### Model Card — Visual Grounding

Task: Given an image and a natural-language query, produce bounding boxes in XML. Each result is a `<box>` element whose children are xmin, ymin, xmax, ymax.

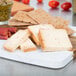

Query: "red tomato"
<box><xmin>22</xmin><ymin>0</ymin><xmax>30</xmax><ymax>4</ymax></box>
<box><xmin>48</xmin><ymin>0</ymin><xmax>59</xmax><ymax>8</ymax></box>
<box><xmin>61</xmin><ymin>2</ymin><xmax>72</xmax><ymax>11</ymax></box>
<box><xmin>14</xmin><ymin>0</ymin><xmax>20</xmax><ymax>1</ymax></box>
<box><xmin>37</xmin><ymin>0</ymin><xmax>43</xmax><ymax>3</ymax></box>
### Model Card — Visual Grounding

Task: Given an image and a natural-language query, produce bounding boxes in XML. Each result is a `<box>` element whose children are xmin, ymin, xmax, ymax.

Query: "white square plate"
<box><xmin>0</xmin><ymin>26</ymin><xmax>76</xmax><ymax>68</ymax></box>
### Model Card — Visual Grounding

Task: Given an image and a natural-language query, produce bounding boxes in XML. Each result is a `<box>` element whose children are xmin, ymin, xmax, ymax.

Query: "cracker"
<box><xmin>8</xmin><ymin>19</ymin><xmax>31</xmax><ymax>26</ymax></box>
<box><xmin>27</xmin><ymin>8</ymin><xmax>53</xmax><ymax>24</ymax></box>
<box><xmin>51</xmin><ymin>16</ymin><xmax>69</xmax><ymax>28</ymax></box>
<box><xmin>13</xmin><ymin>11</ymin><xmax>38</xmax><ymax>25</ymax></box>
<box><xmin>11</xmin><ymin>1</ymin><xmax>34</xmax><ymax>16</ymax></box>
<box><xmin>27</xmin><ymin>8</ymin><xmax>69</xmax><ymax>28</ymax></box>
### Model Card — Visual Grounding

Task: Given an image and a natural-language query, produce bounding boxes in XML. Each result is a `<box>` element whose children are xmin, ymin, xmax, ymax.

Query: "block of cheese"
<box><xmin>39</xmin><ymin>29</ymin><xmax>73</xmax><ymax>51</ymax></box>
<box><xmin>4</xmin><ymin>30</ymin><xmax>30</xmax><ymax>52</ymax></box>
<box><xmin>11</xmin><ymin>1</ymin><xmax>34</xmax><ymax>16</ymax></box>
<box><xmin>20</xmin><ymin>38</ymin><xmax>37</xmax><ymax>52</ymax></box>
<box><xmin>28</xmin><ymin>24</ymin><xmax>55</xmax><ymax>45</ymax></box>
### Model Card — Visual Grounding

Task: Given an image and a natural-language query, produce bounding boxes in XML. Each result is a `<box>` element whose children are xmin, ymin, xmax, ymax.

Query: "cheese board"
<box><xmin>0</xmin><ymin>0</ymin><xmax>75</xmax><ymax>69</ymax></box>
<box><xmin>0</xmin><ymin>25</ymin><xmax>75</xmax><ymax>68</ymax></box>
<box><xmin>0</xmin><ymin>40</ymin><xmax>73</xmax><ymax>68</ymax></box>
<box><xmin>0</xmin><ymin>25</ymin><xmax>76</xmax><ymax>69</ymax></box>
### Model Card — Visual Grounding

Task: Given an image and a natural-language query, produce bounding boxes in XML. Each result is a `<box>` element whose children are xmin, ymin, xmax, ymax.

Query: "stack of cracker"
<box><xmin>9</xmin><ymin>8</ymin><xmax>74</xmax><ymax>35</ymax></box>
<box><xmin>9</xmin><ymin>11</ymin><xmax>38</xmax><ymax>27</ymax></box>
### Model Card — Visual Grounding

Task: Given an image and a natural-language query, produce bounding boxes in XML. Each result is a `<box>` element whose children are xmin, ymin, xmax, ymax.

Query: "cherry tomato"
<box><xmin>22</xmin><ymin>0</ymin><xmax>30</xmax><ymax>4</ymax></box>
<box><xmin>61</xmin><ymin>2</ymin><xmax>72</xmax><ymax>11</ymax></box>
<box><xmin>48</xmin><ymin>0</ymin><xmax>59</xmax><ymax>8</ymax></box>
<box><xmin>37</xmin><ymin>0</ymin><xmax>43</xmax><ymax>3</ymax></box>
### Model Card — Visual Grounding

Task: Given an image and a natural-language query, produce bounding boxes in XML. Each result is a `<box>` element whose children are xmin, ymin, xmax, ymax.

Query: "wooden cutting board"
<box><xmin>0</xmin><ymin>25</ymin><xmax>27</xmax><ymax>30</ymax></box>
<box><xmin>70</xmin><ymin>36</ymin><xmax>76</xmax><ymax>58</ymax></box>
<box><xmin>73</xmin><ymin>0</ymin><xmax>76</xmax><ymax>14</ymax></box>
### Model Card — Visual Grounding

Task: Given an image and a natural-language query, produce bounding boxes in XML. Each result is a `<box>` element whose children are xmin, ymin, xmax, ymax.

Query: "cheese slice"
<box><xmin>39</xmin><ymin>29</ymin><xmax>73</xmax><ymax>51</ymax></box>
